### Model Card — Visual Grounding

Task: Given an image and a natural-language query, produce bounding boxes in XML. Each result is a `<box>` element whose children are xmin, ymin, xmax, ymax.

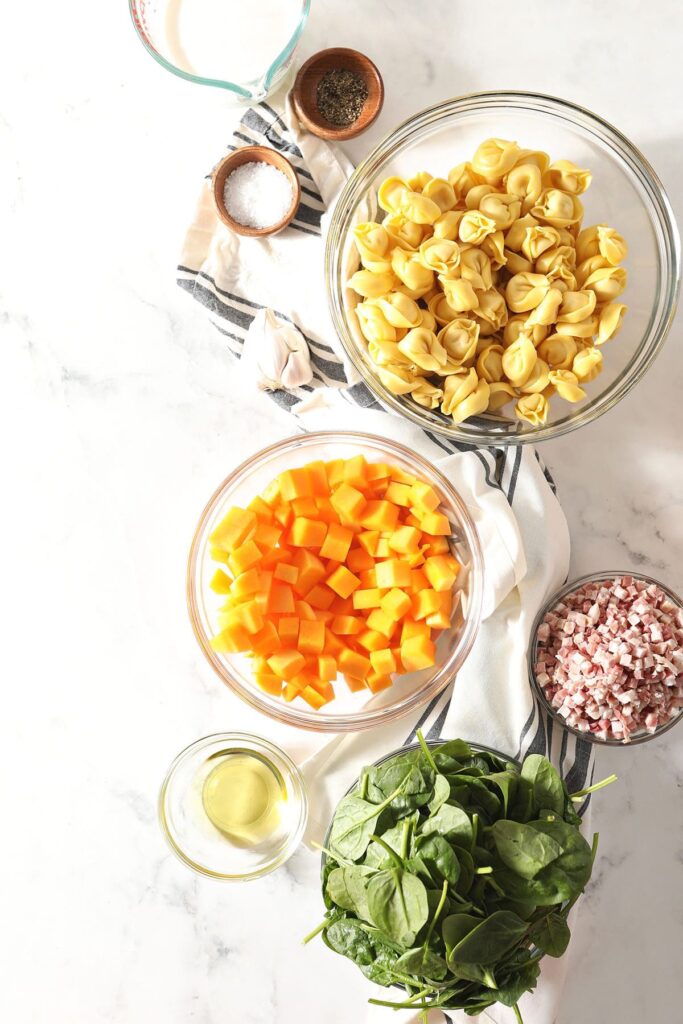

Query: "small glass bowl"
<box><xmin>187</xmin><ymin>431</ymin><xmax>484</xmax><ymax>733</ymax></box>
<box><xmin>529</xmin><ymin>571</ymin><xmax>683</xmax><ymax>746</ymax></box>
<box><xmin>159</xmin><ymin>733</ymin><xmax>308</xmax><ymax>880</ymax></box>
<box><xmin>326</xmin><ymin>91</ymin><xmax>680</xmax><ymax>446</ymax></box>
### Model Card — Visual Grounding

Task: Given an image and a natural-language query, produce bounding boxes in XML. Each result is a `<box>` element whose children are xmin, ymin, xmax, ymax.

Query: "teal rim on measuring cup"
<box><xmin>129</xmin><ymin>0</ymin><xmax>311</xmax><ymax>102</ymax></box>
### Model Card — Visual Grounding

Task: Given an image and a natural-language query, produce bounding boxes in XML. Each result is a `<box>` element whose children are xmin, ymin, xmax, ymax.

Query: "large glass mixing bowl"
<box><xmin>326</xmin><ymin>92</ymin><xmax>680</xmax><ymax>446</ymax></box>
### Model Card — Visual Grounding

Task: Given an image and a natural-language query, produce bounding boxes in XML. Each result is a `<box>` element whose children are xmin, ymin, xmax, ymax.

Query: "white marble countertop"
<box><xmin>2</xmin><ymin>1</ymin><xmax>682</xmax><ymax>1020</ymax></box>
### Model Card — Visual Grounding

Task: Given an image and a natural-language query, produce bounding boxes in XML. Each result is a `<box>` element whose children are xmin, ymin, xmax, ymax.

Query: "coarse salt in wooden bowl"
<box><xmin>292</xmin><ymin>47</ymin><xmax>384</xmax><ymax>141</ymax></box>
<box><xmin>212</xmin><ymin>146</ymin><xmax>301</xmax><ymax>238</ymax></box>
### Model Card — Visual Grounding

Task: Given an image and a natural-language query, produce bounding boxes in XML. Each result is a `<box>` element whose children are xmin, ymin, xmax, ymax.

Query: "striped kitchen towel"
<box><xmin>177</xmin><ymin>95</ymin><xmax>595</xmax><ymax>1024</ymax></box>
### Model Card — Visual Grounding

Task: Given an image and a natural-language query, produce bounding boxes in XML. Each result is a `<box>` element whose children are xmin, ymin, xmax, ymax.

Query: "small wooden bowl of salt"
<box><xmin>212</xmin><ymin>146</ymin><xmax>301</xmax><ymax>237</ymax></box>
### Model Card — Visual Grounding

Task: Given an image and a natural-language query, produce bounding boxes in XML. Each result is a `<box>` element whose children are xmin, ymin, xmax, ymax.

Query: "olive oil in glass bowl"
<box><xmin>159</xmin><ymin>733</ymin><xmax>307</xmax><ymax>880</ymax></box>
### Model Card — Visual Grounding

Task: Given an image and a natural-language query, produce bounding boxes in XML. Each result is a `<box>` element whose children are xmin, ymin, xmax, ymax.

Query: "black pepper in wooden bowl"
<box><xmin>316</xmin><ymin>68</ymin><xmax>369</xmax><ymax>127</ymax></box>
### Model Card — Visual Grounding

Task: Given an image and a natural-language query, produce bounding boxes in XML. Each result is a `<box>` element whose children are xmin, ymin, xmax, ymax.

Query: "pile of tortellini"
<box><xmin>348</xmin><ymin>137</ymin><xmax>628</xmax><ymax>426</ymax></box>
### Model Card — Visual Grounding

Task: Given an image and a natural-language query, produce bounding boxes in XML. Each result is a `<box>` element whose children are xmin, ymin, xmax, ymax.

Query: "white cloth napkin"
<box><xmin>177</xmin><ymin>93</ymin><xmax>595</xmax><ymax>1024</ymax></box>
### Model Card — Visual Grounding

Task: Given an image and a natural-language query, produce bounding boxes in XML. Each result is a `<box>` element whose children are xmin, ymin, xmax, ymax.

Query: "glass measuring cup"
<box><xmin>129</xmin><ymin>0</ymin><xmax>311</xmax><ymax>103</ymax></box>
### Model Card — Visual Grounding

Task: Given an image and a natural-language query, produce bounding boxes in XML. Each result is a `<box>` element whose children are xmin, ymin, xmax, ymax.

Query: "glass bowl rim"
<box><xmin>325</xmin><ymin>89</ymin><xmax>681</xmax><ymax>447</ymax></box>
<box><xmin>528</xmin><ymin>569</ymin><xmax>683</xmax><ymax>746</ymax></box>
<box><xmin>128</xmin><ymin>0</ymin><xmax>311</xmax><ymax>97</ymax></box>
<box><xmin>158</xmin><ymin>731</ymin><xmax>309</xmax><ymax>880</ymax></box>
<box><xmin>186</xmin><ymin>430</ymin><xmax>485</xmax><ymax>732</ymax></box>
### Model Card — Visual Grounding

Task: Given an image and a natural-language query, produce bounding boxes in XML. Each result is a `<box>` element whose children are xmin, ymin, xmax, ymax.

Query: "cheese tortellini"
<box><xmin>347</xmin><ymin>138</ymin><xmax>629</xmax><ymax>427</ymax></box>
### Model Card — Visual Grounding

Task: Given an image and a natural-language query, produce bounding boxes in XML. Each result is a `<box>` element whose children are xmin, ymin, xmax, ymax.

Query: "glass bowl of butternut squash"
<box><xmin>187</xmin><ymin>431</ymin><xmax>484</xmax><ymax>731</ymax></box>
<box><xmin>326</xmin><ymin>91</ymin><xmax>680</xmax><ymax>445</ymax></box>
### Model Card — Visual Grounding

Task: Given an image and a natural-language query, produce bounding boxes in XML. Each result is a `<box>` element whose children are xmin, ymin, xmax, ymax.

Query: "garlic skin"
<box><xmin>241</xmin><ymin>308</ymin><xmax>313</xmax><ymax>391</ymax></box>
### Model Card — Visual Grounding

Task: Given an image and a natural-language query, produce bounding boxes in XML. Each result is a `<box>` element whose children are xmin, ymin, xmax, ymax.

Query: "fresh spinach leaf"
<box><xmin>323</xmin><ymin>918</ymin><xmax>375</xmax><ymax>965</ymax></box>
<box><xmin>416</xmin><ymin>833</ymin><xmax>461</xmax><ymax>885</ymax></box>
<box><xmin>394</xmin><ymin>946</ymin><xmax>448</xmax><ymax>981</ymax></box>
<box><xmin>420</xmin><ymin>803</ymin><xmax>473</xmax><ymax>849</ymax></box>
<box><xmin>429</xmin><ymin>773</ymin><xmax>451</xmax><ymax>814</ymax></box>
<box><xmin>326</xmin><ymin>866</ymin><xmax>373</xmax><ymax>922</ymax></box>
<box><xmin>521</xmin><ymin>754</ymin><xmax>565</xmax><ymax>816</ymax></box>
<box><xmin>366</xmin><ymin>868</ymin><xmax>429</xmax><ymax>946</ymax></box>
<box><xmin>533</xmin><ymin>912</ymin><xmax>571</xmax><ymax>957</ymax></box>
<box><xmin>445</xmin><ymin>910</ymin><xmax>528</xmax><ymax>965</ymax></box>
<box><xmin>490</xmin><ymin>820</ymin><xmax>563</xmax><ymax>879</ymax></box>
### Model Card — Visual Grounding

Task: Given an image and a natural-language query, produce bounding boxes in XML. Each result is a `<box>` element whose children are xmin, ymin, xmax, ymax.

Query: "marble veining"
<box><xmin>1</xmin><ymin>0</ymin><xmax>682</xmax><ymax>1021</ymax></box>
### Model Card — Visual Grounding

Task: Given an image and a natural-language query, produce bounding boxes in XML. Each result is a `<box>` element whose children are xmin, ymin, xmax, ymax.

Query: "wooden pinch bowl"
<box><xmin>292</xmin><ymin>47</ymin><xmax>384</xmax><ymax>141</ymax></box>
<box><xmin>212</xmin><ymin>146</ymin><xmax>301</xmax><ymax>237</ymax></box>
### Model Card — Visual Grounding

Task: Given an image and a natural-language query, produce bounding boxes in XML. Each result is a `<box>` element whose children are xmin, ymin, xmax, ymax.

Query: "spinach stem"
<box><xmin>570</xmin><ymin>774</ymin><xmax>617</xmax><ymax>800</ymax></box>
<box><xmin>513</xmin><ymin>1002</ymin><xmax>524</xmax><ymax>1024</ymax></box>
<box><xmin>425</xmin><ymin>879</ymin><xmax>449</xmax><ymax>945</ymax></box>
<box><xmin>309</xmin><ymin>840</ymin><xmax>355</xmax><ymax>867</ymax></box>
<box><xmin>475</xmin><ymin>865</ymin><xmax>493</xmax><ymax>874</ymax></box>
<box><xmin>369</xmin><ymin>833</ymin><xmax>403</xmax><ymax>870</ymax></box>
<box><xmin>416</xmin><ymin>728</ymin><xmax>438</xmax><ymax>772</ymax></box>
<box><xmin>401</xmin><ymin>817</ymin><xmax>412</xmax><ymax>861</ymax></box>
<box><xmin>359</xmin><ymin>770</ymin><xmax>369</xmax><ymax>800</ymax></box>
<box><xmin>302</xmin><ymin>919</ymin><xmax>327</xmax><ymax>944</ymax></box>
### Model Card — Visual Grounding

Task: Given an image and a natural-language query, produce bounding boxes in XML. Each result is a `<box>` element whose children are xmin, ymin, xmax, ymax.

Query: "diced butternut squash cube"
<box><xmin>412</xmin><ymin>589</ymin><xmax>444</xmax><ymax>621</ymax></box>
<box><xmin>267</xmin><ymin>584</ymin><xmax>295</xmax><ymax>615</ymax></box>
<box><xmin>357</xmin><ymin>530</ymin><xmax>380</xmax><ymax>556</ymax></box>
<box><xmin>254</xmin><ymin>672</ymin><xmax>282</xmax><ymax>696</ymax></box>
<box><xmin>291</xmin><ymin>496</ymin><xmax>319</xmax><ymax>519</ymax></box>
<box><xmin>209</xmin><ymin>506</ymin><xmax>256</xmax><ymax>551</ymax></box>
<box><xmin>210</xmin><ymin>568</ymin><xmax>232</xmax><ymax>594</ymax></box>
<box><xmin>326</xmin><ymin>459</ymin><xmax>345</xmax><ymax>488</ymax></box>
<box><xmin>261</xmin><ymin>478</ymin><xmax>281</xmax><ymax>507</ymax></box>
<box><xmin>236</xmin><ymin>601</ymin><xmax>264</xmax><ymax>635</ymax></box>
<box><xmin>247</xmin><ymin>495</ymin><xmax>273</xmax><ymax>521</ymax></box>
<box><xmin>274</xmin><ymin>562</ymin><xmax>298</xmax><ymax>585</ymax></box>
<box><xmin>273</xmin><ymin>503</ymin><xmax>293</xmax><ymax>528</ymax></box>
<box><xmin>283</xmin><ymin>682</ymin><xmax>299</xmax><ymax>702</ymax></box>
<box><xmin>346</xmin><ymin>548</ymin><xmax>375</xmax><ymax>573</ymax></box>
<box><xmin>319</xmin><ymin>522</ymin><xmax>353</xmax><ymax>562</ymax></box>
<box><xmin>388</xmin><ymin>525</ymin><xmax>422</xmax><ymax>554</ymax></box>
<box><xmin>366</xmin><ymin>672</ymin><xmax>393</xmax><ymax>693</ymax></box>
<box><xmin>339</xmin><ymin>648</ymin><xmax>371</xmax><ymax>679</ymax></box>
<box><xmin>406</xmin><ymin>549</ymin><xmax>426</xmax><ymax>568</ymax></box>
<box><xmin>360</xmin><ymin>500</ymin><xmax>400</xmax><ymax>532</ymax></box>
<box><xmin>357</xmin><ymin>629</ymin><xmax>387</xmax><ymax>652</ymax></box>
<box><xmin>400</xmin><ymin>636</ymin><xmax>436</xmax><ymax>672</ymax></box>
<box><xmin>277</xmin><ymin>616</ymin><xmax>300</xmax><ymax>646</ymax></box>
<box><xmin>331</xmin><ymin>615</ymin><xmax>362</xmax><ymax>635</ymax></box>
<box><xmin>385</xmin><ymin>481</ymin><xmax>413</xmax><ymax>506</ymax></box>
<box><xmin>370</xmin><ymin>648</ymin><xmax>397</xmax><ymax>676</ymax></box>
<box><xmin>298</xmin><ymin>619</ymin><xmax>325</xmax><ymax>655</ymax></box>
<box><xmin>295</xmin><ymin>599</ymin><xmax>317</xmax><ymax>621</ymax></box>
<box><xmin>365</xmin><ymin>462</ymin><xmax>391</xmax><ymax>481</ymax></box>
<box><xmin>424</xmin><ymin>554</ymin><xmax>459</xmax><ymax>592</ymax></box>
<box><xmin>252</xmin><ymin>521</ymin><xmax>282</xmax><ymax>549</ymax></box>
<box><xmin>410</xmin><ymin>569</ymin><xmax>430</xmax><ymax>592</ymax></box>
<box><xmin>292</xmin><ymin>549</ymin><xmax>326</xmax><ymax>594</ymax></box>
<box><xmin>352</xmin><ymin>588</ymin><xmax>383</xmax><ymax>610</ymax></box>
<box><xmin>343</xmin><ymin>455</ymin><xmax>367</xmax><ymax>488</ymax></box>
<box><xmin>375</xmin><ymin>538</ymin><xmax>392</xmax><ymax>558</ymax></box>
<box><xmin>344</xmin><ymin>674</ymin><xmax>367</xmax><ymax>692</ymax></box>
<box><xmin>305</xmin><ymin>460</ymin><xmax>330</xmax><ymax>497</ymax></box>
<box><xmin>210</xmin><ymin>622</ymin><xmax>252</xmax><ymax>653</ymax></box>
<box><xmin>410</xmin><ymin>481</ymin><xmax>440</xmax><ymax>513</ymax></box>
<box><xmin>324</xmin><ymin>629</ymin><xmax>346</xmax><ymax>655</ymax></box>
<box><xmin>366</xmin><ymin>608</ymin><xmax>398</xmax><ymax>639</ymax></box>
<box><xmin>314</xmin><ymin>496</ymin><xmax>338</xmax><ymax>524</ymax></box>
<box><xmin>290</xmin><ymin>517</ymin><xmax>327</xmax><ymax>548</ymax></box>
<box><xmin>326</xmin><ymin>565</ymin><xmax>361</xmax><ymax>599</ymax></box>
<box><xmin>330</xmin><ymin>482</ymin><xmax>366</xmax><ymax>521</ymax></box>
<box><xmin>381</xmin><ymin>588</ymin><xmax>412</xmax><ymax>619</ymax></box>
<box><xmin>424</xmin><ymin>537</ymin><xmax>450</xmax><ymax>555</ymax></box>
<box><xmin>209</xmin><ymin>545</ymin><xmax>229</xmax><ymax>564</ymax></box>
<box><xmin>228</xmin><ymin>539</ymin><xmax>262</xmax><ymax>576</ymax></box>
<box><xmin>229</xmin><ymin>567</ymin><xmax>262</xmax><ymax>599</ymax></box>
<box><xmin>418</xmin><ymin>511</ymin><xmax>451</xmax><ymax>536</ymax></box>
<box><xmin>390</xmin><ymin>467</ymin><xmax>417</xmax><ymax>486</ymax></box>
<box><xmin>250</xmin><ymin>620</ymin><xmax>279</xmax><ymax>656</ymax></box>
<box><xmin>306</xmin><ymin>585</ymin><xmax>336</xmax><ymax>611</ymax></box>
<box><xmin>401</xmin><ymin>619</ymin><xmax>431</xmax><ymax>643</ymax></box>
<box><xmin>267</xmin><ymin>650</ymin><xmax>306</xmax><ymax>680</ymax></box>
<box><xmin>309</xmin><ymin>678</ymin><xmax>335</xmax><ymax>701</ymax></box>
<box><xmin>330</xmin><ymin>595</ymin><xmax>354</xmax><ymax>615</ymax></box>
<box><xmin>318</xmin><ymin>655</ymin><xmax>337</xmax><ymax>681</ymax></box>
<box><xmin>375</xmin><ymin>558</ymin><xmax>412</xmax><ymax>589</ymax></box>
<box><xmin>301</xmin><ymin>685</ymin><xmax>328</xmax><ymax>709</ymax></box>
<box><xmin>279</xmin><ymin>467</ymin><xmax>313</xmax><ymax>501</ymax></box>
<box><xmin>358</xmin><ymin>568</ymin><xmax>378</xmax><ymax>588</ymax></box>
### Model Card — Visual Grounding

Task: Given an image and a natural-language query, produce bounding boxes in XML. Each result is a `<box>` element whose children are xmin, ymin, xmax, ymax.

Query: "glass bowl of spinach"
<box><xmin>306</xmin><ymin>733</ymin><xmax>612</xmax><ymax>1022</ymax></box>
